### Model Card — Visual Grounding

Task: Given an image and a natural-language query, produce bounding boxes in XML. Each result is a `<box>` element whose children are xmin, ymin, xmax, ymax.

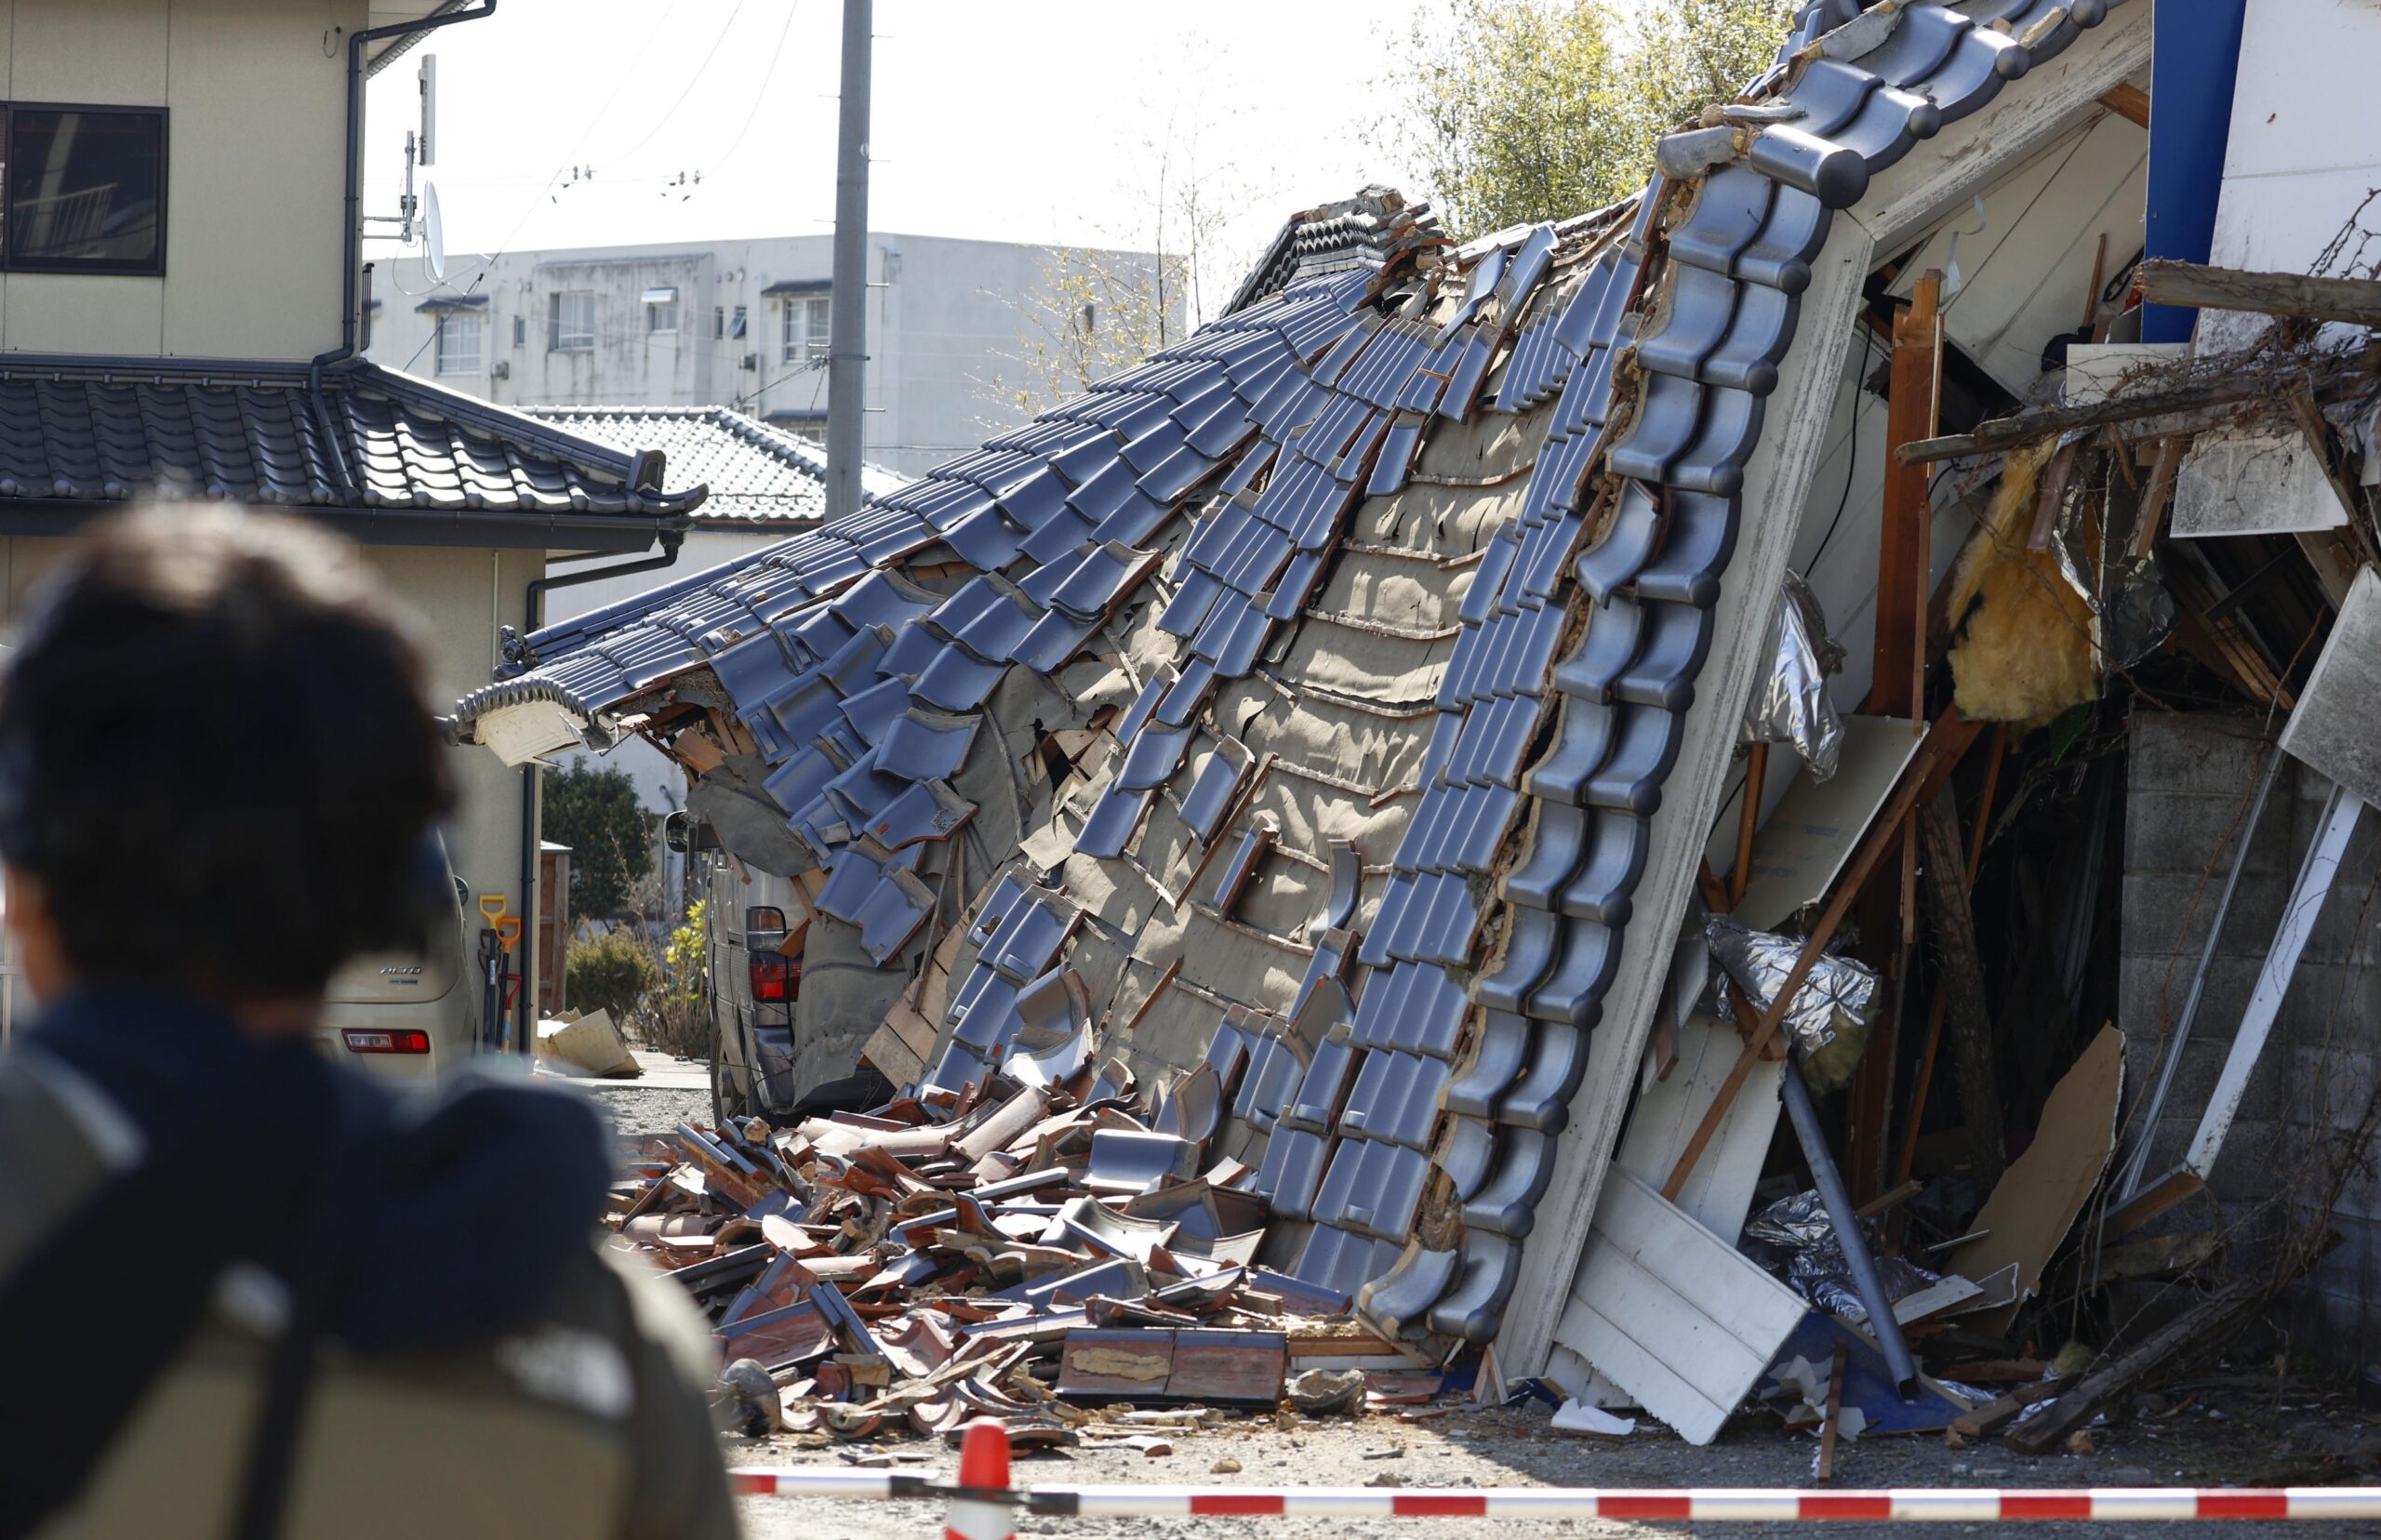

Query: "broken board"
<box><xmin>2278</xmin><ymin>566</ymin><xmax>2381</xmax><ymax>806</ymax></box>
<box><xmin>1725</xmin><ymin>716</ymin><xmax>1926</xmax><ymax>931</ymax></box>
<box><xmin>1947</xmin><ymin>1025</ymin><xmax>2123</xmax><ymax>1334</ymax></box>
<box><xmin>2170</xmin><ymin>427</ymin><xmax>2347</xmax><ymax>539</ymax></box>
<box><xmin>1551</xmin><ymin>1166</ymin><xmax>1808</xmax><ymax>1446</ymax></box>
<box><xmin>1615</xmin><ymin>1014</ymin><xmax>1782</xmax><ymax>1245</ymax></box>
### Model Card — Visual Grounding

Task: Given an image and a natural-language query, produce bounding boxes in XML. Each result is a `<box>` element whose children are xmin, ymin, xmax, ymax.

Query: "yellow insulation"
<box><xmin>1944</xmin><ymin>441</ymin><xmax>2099</xmax><ymax>731</ymax></box>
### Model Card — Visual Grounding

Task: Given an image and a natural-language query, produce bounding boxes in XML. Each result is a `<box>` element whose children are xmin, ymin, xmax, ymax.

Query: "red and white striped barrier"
<box><xmin>729</xmin><ymin>1420</ymin><xmax>2381</xmax><ymax>1525</ymax></box>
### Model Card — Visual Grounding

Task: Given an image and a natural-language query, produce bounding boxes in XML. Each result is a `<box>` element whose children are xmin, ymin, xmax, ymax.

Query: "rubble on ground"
<box><xmin>616</xmin><ymin>1076</ymin><xmax>1450</xmax><ymax>1444</ymax></box>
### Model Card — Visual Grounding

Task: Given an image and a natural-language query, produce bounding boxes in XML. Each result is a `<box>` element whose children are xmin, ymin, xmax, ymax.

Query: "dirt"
<box><xmin>730</xmin><ymin>1391</ymin><xmax>2381</xmax><ymax>1540</ymax></box>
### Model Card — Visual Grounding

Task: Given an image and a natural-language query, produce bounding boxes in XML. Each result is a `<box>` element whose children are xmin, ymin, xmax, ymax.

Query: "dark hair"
<box><xmin>0</xmin><ymin>504</ymin><xmax>453</xmax><ymax>998</ymax></box>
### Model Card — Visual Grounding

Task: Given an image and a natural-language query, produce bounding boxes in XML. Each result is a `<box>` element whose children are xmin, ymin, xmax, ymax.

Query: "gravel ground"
<box><xmin>729</xmin><ymin>1392</ymin><xmax>2381</xmax><ymax>1540</ymax></box>
<box><xmin>579</xmin><ymin>1079</ymin><xmax>714</xmax><ymax>1137</ymax></box>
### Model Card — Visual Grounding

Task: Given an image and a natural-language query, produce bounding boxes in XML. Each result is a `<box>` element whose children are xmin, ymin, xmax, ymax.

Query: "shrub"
<box><xmin>567</xmin><ymin>924</ymin><xmax>655</xmax><ymax>1024</ymax></box>
<box><xmin>642</xmin><ymin>900</ymin><xmax>711</xmax><ymax>1058</ymax></box>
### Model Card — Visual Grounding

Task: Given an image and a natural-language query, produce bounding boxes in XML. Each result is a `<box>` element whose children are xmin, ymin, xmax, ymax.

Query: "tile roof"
<box><xmin>0</xmin><ymin>355</ymin><xmax>704</xmax><ymax>524</ymax></box>
<box><xmin>527</xmin><ymin>405</ymin><xmax>900</xmax><ymax>528</ymax></box>
<box><xmin>456</xmin><ymin>0</ymin><xmax>2137</xmax><ymax>1372</ymax></box>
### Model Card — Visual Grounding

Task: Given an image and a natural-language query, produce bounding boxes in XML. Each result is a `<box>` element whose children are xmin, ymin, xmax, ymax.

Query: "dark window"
<box><xmin>6</xmin><ymin>106</ymin><xmax>166</xmax><ymax>273</ymax></box>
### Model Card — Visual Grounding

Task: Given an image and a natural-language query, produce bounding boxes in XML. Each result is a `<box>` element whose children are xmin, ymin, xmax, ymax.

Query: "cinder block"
<box><xmin>2206</xmin><ymin>1117</ymin><xmax>2285</xmax><ymax>1202</ymax></box>
<box><xmin>2128</xmin><ymin>713</ymin><xmax>2272</xmax><ymax>793</ymax></box>
<box><xmin>2286</xmin><ymin>1046</ymin><xmax>2381</xmax><ymax>1134</ymax></box>
<box><xmin>2122</xmin><ymin>788</ymin><xmax>2297</xmax><ymax>879</ymax></box>
<box><xmin>2120</xmin><ymin>871</ymin><xmax>2293</xmax><ymax>962</ymax></box>
<box><xmin>2117</xmin><ymin>951</ymin><xmax>2261</xmax><ymax>1061</ymax></box>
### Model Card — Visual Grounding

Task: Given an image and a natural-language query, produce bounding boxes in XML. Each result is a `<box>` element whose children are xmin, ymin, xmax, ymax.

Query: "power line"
<box><xmin>711</xmin><ymin>3</ymin><xmax>799</xmax><ymax>176</ymax></box>
<box><xmin>596</xmin><ymin>1</ymin><xmax>748</xmax><ymax>170</ymax></box>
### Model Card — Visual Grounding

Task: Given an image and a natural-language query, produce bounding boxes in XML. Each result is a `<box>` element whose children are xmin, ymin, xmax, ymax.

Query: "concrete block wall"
<box><xmin>2122</xmin><ymin>711</ymin><xmax>2381</xmax><ymax>1361</ymax></box>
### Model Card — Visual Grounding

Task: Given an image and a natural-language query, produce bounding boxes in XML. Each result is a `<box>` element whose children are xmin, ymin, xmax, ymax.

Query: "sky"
<box><xmin>362</xmin><ymin>1</ymin><xmax>1430</xmax><ymax>319</ymax></box>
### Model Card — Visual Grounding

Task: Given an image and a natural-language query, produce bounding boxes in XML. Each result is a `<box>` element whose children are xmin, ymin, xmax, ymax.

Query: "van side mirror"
<box><xmin>663</xmin><ymin>810</ymin><xmax>692</xmax><ymax>854</ymax></box>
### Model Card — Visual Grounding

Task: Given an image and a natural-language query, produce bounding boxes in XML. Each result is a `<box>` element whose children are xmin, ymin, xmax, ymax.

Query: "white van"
<box><xmin>313</xmin><ymin>835</ymin><xmax>481</xmax><ymax>1087</ymax></box>
<box><xmin>669</xmin><ymin>812</ymin><xmax>801</xmax><ymax>1122</ymax></box>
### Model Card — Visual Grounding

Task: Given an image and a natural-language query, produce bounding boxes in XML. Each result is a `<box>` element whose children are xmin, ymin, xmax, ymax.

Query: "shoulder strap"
<box><xmin>227</xmin><ymin>1073</ymin><xmax>358</xmax><ymax>1540</ymax></box>
<box><xmin>0</xmin><ymin>1045</ymin><xmax>338</xmax><ymax>1540</ymax></box>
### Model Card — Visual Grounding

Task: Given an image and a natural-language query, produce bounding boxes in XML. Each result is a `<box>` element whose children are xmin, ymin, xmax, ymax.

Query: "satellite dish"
<box><xmin>421</xmin><ymin>181</ymin><xmax>446</xmax><ymax>284</ymax></box>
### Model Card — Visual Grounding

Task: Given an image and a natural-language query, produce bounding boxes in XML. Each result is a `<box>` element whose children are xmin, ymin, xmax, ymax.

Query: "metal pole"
<box><xmin>824</xmin><ymin>0</ymin><xmax>871</xmax><ymax>522</ymax></box>
<box><xmin>1779</xmin><ymin>1054</ymin><xmax>1921</xmax><ymax>1399</ymax></box>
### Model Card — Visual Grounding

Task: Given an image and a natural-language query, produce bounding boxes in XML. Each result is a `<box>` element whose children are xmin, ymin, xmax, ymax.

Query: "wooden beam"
<box><xmin>1730</xmin><ymin>742</ymin><xmax>1767</xmax><ymax>909</ymax></box>
<box><xmin>1875</xmin><ymin>272</ymin><xmax>1945</xmax><ymax>720</ymax></box>
<box><xmin>2099</xmin><ymin>1166</ymin><xmax>2206</xmax><ymax>1241</ymax></box>
<box><xmin>2130</xmin><ymin>437</ymin><xmax>2185</xmax><ymax>561</ymax></box>
<box><xmin>1816</xmin><ymin>1340</ymin><xmax>1850</xmax><ymax>1481</ymax></box>
<box><xmin>2097</xmin><ymin>82</ymin><xmax>2149</xmax><ymax>128</ymax></box>
<box><xmin>2007</xmin><ymin>1277</ymin><xmax>2274</xmax><ymax>1454</ymax></box>
<box><xmin>1895</xmin><ymin>357</ymin><xmax>2367</xmax><ymax>466</ymax></box>
<box><xmin>1661</xmin><ymin>710</ymin><xmax>1982</xmax><ymax>1201</ymax></box>
<box><xmin>2138</xmin><ymin>259</ymin><xmax>2381</xmax><ymax>328</ymax></box>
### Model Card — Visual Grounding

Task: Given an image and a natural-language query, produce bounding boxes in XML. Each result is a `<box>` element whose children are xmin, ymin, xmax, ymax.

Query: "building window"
<box><xmin>712</xmin><ymin>305</ymin><xmax>725</xmax><ymax>340</ymax></box>
<box><xmin>434</xmin><ymin>311</ymin><xmax>482</xmax><ymax>376</ymax></box>
<box><xmin>731</xmin><ymin>303</ymin><xmax>747</xmax><ymax>339</ymax></box>
<box><xmin>550</xmin><ymin>289</ymin><xmax>594</xmax><ymax>352</ymax></box>
<box><xmin>644</xmin><ymin>285</ymin><xmax>677</xmax><ymax>334</ymax></box>
<box><xmin>512</xmin><ymin>314</ymin><xmax>526</xmax><ymax>348</ymax></box>
<box><xmin>5</xmin><ymin>105</ymin><xmax>166</xmax><ymax>273</ymax></box>
<box><xmin>781</xmin><ymin>295</ymin><xmax>829</xmax><ymax>365</ymax></box>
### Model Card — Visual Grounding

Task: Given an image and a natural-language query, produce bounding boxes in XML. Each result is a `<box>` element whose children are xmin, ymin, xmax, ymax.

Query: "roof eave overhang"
<box><xmin>0</xmin><ymin>499</ymin><xmax>689</xmax><ymax>553</ymax></box>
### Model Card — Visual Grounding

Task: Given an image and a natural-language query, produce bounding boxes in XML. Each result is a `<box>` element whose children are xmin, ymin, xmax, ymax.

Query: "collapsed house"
<box><xmin>455</xmin><ymin>0</ymin><xmax>2381</xmax><ymax>1447</ymax></box>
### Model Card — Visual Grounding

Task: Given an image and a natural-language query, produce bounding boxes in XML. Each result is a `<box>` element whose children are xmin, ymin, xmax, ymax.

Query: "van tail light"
<box><xmin>751</xmin><ymin>952</ymin><xmax>792</xmax><ymax>1002</ymax></box>
<box><xmin>343</xmin><ymin>1029</ymin><xmax>431</xmax><ymax>1055</ymax></box>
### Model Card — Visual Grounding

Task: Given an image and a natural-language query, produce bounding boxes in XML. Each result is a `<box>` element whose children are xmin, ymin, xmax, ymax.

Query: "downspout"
<box><xmin>308</xmin><ymin>1</ymin><xmax>499</xmax><ymax>493</ymax></box>
<box><xmin>513</xmin><ymin>530</ymin><xmax>687</xmax><ymax>1052</ymax></box>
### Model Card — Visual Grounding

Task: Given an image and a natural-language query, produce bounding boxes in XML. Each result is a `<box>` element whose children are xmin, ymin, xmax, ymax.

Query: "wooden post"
<box><xmin>1875</xmin><ymin>272</ymin><xmax>1944</xmax><ymax>723</ymax></box>
<box><xmin>1817</xmin><ymin>1340</ymin><xmax>1850</xmax><ymax>1481</ymax></box>
<box><xmin>1848</xmin><ymin>272</ymin><xmax>1947</xmax><ymax>1195</ymax></box>
<box><xmin>1730</xmin><ymin>742</ymin><xmax>1768</xmax><ymax>909</ymax></box>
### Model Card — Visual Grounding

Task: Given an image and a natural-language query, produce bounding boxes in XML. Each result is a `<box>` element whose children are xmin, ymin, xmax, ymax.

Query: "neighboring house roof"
<box><xmin>0</xmin><ymin>356</ymin><xmax>704</xmax><ymax>547</ymax></box>
<box><xmin>529</xmin><ymin>405</ymin><xmax>900</xmax><ymax>528</ymax></box>
<box><xmin>456</xmin><ymin>0</ymin><xmax>2144</xmax><ymax>1379</ymax></box>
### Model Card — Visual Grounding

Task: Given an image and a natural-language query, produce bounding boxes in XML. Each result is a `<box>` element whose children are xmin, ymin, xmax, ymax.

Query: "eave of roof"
<box><xmin>0</xmin><ymin>353</ymin><xmax>709</xmax><ymax>524</ymax></box>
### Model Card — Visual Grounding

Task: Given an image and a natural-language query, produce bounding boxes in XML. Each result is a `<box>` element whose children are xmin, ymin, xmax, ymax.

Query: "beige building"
<box><xmin>368</xmin><ymin>234</ymin><xmax>1179</xmax><ymax>480</ymax></box>
<box><xmin>0</xmin><ymin>0</ymin><xmax>707</xmax><ymax>1051</ymax></box>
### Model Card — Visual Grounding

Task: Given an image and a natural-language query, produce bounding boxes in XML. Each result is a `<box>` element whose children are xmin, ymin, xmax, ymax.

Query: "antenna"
<box><xmin>418</xmin><ymin>54</ymin><xmax>438</xmax><ymax>166</ymax></box>
<box><xmin>421</xmin><ymin>182</ymin><xmax>446</xmax><ymax>284</ymax></box>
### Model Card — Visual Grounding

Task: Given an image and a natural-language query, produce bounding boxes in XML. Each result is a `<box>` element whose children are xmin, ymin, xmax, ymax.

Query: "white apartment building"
<box><xmin>368</xmin><ymin>234</ymin><xmax>1177</xmax><ymax>479</ymax></box>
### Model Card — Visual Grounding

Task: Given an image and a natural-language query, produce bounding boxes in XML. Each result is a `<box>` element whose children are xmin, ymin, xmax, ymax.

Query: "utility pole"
<box><xmin>825</xmin><ymin>0</ymin><xmax>871</xmax><ymax>521</ymax></box>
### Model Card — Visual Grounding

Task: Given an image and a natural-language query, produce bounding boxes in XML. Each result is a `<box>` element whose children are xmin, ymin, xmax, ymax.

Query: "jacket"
<box><xmin>0</xmin><ymin>990</ymin><xmax>738</xmax><ymax>1540</ymax></box>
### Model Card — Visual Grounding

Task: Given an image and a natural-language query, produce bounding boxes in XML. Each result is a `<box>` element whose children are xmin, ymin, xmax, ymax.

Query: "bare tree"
<box><xmin>979</xmin><ymin>44</ymin><xmax>1255</xmax><ymax>421</ymax></box>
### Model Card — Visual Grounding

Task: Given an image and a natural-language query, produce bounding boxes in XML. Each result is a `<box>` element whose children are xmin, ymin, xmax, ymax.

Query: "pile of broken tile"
<box><xmin>612</xmin><ymin>1063</ymin><xmax>1442</xmax><ymax>1444</ymax></box>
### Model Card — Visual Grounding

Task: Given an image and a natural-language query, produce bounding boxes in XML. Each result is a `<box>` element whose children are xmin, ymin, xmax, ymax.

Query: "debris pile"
<box><xmin>611</xmin><ymin>1071</ymin><xmax>1445</xmax><ymax>1444</ymax></box>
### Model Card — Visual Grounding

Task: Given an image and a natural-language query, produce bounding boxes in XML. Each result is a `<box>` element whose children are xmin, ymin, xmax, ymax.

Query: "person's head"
<box><xmin>0</xmin><ymin>504</ymin><xmax>451</xmax><ymax>1022</ymax></box>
